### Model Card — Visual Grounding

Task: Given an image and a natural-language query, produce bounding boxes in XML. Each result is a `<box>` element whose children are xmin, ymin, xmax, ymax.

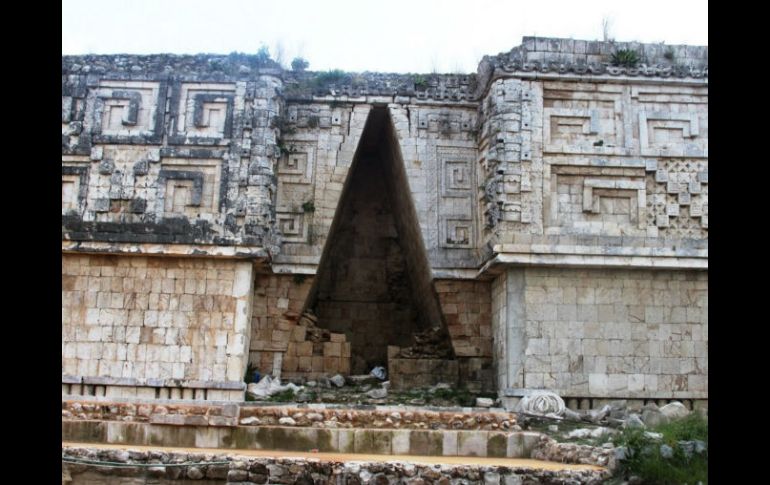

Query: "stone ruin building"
<box><xmin>62</xmin><ymin>37</ymin><xmax>708</xmax><ymax>411</ymax></box>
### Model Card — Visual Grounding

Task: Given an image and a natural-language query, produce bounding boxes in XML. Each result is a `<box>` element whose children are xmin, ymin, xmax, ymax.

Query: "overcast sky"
<box><xmin>62</xmin><ymin>0</ymin><xmax>708</xmax><ymax>73</ymax></box>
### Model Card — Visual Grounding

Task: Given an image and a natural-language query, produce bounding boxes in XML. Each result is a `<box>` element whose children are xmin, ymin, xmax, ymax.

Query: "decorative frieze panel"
<box><xmin>631</xmin><ymin>85</ymin><xmax>707</xmax><ymax>158</ymax></box>
<box><xmin>61</xmin><ymin>96</ymin><xmax>86</xmax><ymax>142</ymax></box>
<box><xmin>170</xmin><ymin>83</ymin><xmax>239</xmax><ymax>144</ymax></box>
<box><xmin>276</xmin><ymin>211</ymin><xmax>308</xmax><ymax>243</ymax></box>
<box><xmin>286</xmin><ymin>105</ymin><xmax>339</xmax><ymax>129</ymax></box>
<box><xmin>442</xmin><ymin>217</ymin><xmax>473</xmax><ymax>247</ymax></box>
<box><xmin>275</xmin><ymin>142</ymin><xmax>317</xmax><ymax>245</ymax></box>
<box><xmin>542</xmin><ymin>83</ymin><xmax>624</xmax><ymax>155</ymax></box>
<box><xmin>480</xmin><ymin>79</ymin><xmax>537</xmax><ymax>231</ymax></box>
<box><xmin>276</xmin><ymin>144</ymin><xmax>316</xmax><ymax>184</ymax></box>
<box><xmin>417</xmin><ymin>110</ymin><xmax>476</xmax><ymax>135</ymax></box>
<box><xmin>89</xmin><ymin>81</ymin><xmax>165</xmax><ymax>143</ymax></box>
<box><xmin>645</xmin><ymin>159</ymin><xmax>708</xmax><ymax>237</ymax></box>
<box><xmin>86</xmin><ymin>147</ymin><xmax>159</xmax><ymax>219</ymax></box>
<box><xmin>639</xmin><ymin>112</ymin><xmax>705</xmax><ymax>157</ymax></box>
<box><xmin>581</xmin><ymin>179</ymin><xmax>645</xmax><ymax>223</ymax></box>
<box><xmin>437</xmin><ymin>147</ymin><xmax>475</xmax><ymax>248</ymax></box>
<box><xmin>62</xmin><ymin>165</ymin><xmax>89</xmax><ymax>213</ymax></box>
<box><xmin>157</xmin><ymin>158</ymin><xmax>223</xmax><ymax>219</ymax></box>
<box><xmin>546</xmin><ymin>160</ymin><xmax>647</xmax><ymax>236</ymax></box>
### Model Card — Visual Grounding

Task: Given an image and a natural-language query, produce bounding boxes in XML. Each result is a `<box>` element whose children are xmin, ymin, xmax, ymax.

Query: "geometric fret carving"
<box><xmin>645</xmin><ymin>159</ymin><xmax>708</xmax><ymax>234</ymax></box>
<box><xmin>417</xmin><ymin>110</ymin><xmax>476</xmax><ymax>134</ymax></box>
<box><xmin>546</xmin><ymin>109</ymin><xmax>600</xmax><ymax>139</ymax></box>
<box><xmin>275</xmin><ymin>140</ymin><xmax>316</xmax><ymax>245</ymax></box>
<box><xmin>171</xmin><ymin>83</ymin><xmax>237</xmax><ymax>143</ymax></box>
<box><xmin>542</xmin><ymin>82</ymin><xmax>623</xmax><ymax>155</ymax></box>
<box><xmin>157</xmin><ymin>159</ymin><xmax>222</xmax><ymax>217</ymax></box>
<box><xmin>547</xmin><ymin>160</ymin><xmax>647</xmax><ymax>236</ymax></box>
<box><xmin>444</xmin><ymin>218</ymin><xmax>472</xmax><ymax>247</ymax></box>
<box><xmin>639</xmin><ymin>112</ymin><xmax>704</xmax><ymax>157</ymax></box>
<box><xmin>442</xmin><ymin>160</ymin><xmax>472</xmax><ymax>196</ymax></box>
<box><xmin>438</xmin><ymin>146</ymin><xmax>475</xmax><ymax>248</ymax></box>
<box><xmin>90</xmin><ymin>81</ymin><xmax>164</xmax><ymax>143</ymax></box>
<box><xmin>581</xmin><ymin>178</ymin><xmax>646</xmax><ymax>228</ymax></box>
<box><xmin>276</xmin><ymin>212</ymin><xmax>307</xmax><ymax>243</ymax></box>
<box><xmin>61</xmin><ymin>165</ymin><xmax>89</xmax><ymax>213</ymax></box>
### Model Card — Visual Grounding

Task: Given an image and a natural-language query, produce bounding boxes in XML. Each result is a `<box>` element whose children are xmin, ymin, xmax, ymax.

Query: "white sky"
<box><xmin>62</xmin><ymin>0</ymin><xmax>708</xmax><ymax>73</ymax></box>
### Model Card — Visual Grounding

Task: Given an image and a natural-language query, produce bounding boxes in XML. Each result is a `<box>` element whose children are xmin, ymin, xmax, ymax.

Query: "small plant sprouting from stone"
<box><xmin>293</xmin><ymin>274</ymin><xmax>307</xmax><ymax>285</ymax></box>
<box><xmin>276</xmin><ymin>140</ymin><xmax>291</xmax><ymax>156</ymax></box>
<box><xmin>414</xmin><ymin>74</ymin><xmax>428</xmax><ymax>89</ymax></box>
<box><xmin>291</xmin><ymin>57</ymin><xmax>309</xmax><ymax>72</ymax></box>
<box><xmin>664</xmin><ymin>47</ymin><xmax>675</xmax><ymax>62</ymax></box>
<box><xmin>611</xmin><ymin>49</ymin><xmax>640</xmax><ymax>67</ymax></box>
<box><xmin>270</xmin><ymin>115</ymin><xmax>296</xmax><ymax>134</ymax></box>
<box><xmin>302</xmin><ymin>200</ymin><xmax>315</xmax><ymax>213</ymax></box>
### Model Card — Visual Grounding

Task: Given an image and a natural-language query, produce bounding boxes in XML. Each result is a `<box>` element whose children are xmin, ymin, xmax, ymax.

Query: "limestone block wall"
<box><xmin>62</xmin><ymin>254</ymin><xmax>254</xmax><ymax>400</ymax></box>
<box><xmin>493</xmin><ymin>37</ymin><xmax>708</xmax><ymax>69</ymax></box>
<box><xmin>493</xmin><ymin>267</ymin><xmax>707</xmax><ymax>400</ymax></box>
<box><xmin>435</xmin><ymin>280</ymin><xmax>492</xmax><ymax>358</ymax></box>
<box><xmin>249</xmin><ymin>273</ymin><xmax>314</xmax><ymax>375</ymax></box>
<box><xmin>248</xmin><ymin>275</ymin><xmax>495</xmax><ymax>388</ymax></box>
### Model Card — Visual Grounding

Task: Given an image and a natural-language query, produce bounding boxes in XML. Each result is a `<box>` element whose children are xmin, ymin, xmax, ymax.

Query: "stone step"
<box><xmin>62</xmin><ymin>420</ymin><xmax>542</xmax><ymax>459</ymax></box>
<box><xmin>63</xmin><ymin>399</ymin><xmax>519</xmax><ymax>432</ymax></box>
<box><xmin>62</xmin><ymin>442</ymin><xmax>610</xmax><ymax>484</ymax></box>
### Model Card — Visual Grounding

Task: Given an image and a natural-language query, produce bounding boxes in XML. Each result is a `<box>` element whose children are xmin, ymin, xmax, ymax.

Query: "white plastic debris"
<box><xmin>370</xmin><ymin>366</ymin><xmax>387</xmax><ymax>380</ymax></box>
<box><xmin>246</xmin><ymin>375</ymin><xmax>303</xmax><ymax>398</ymax></box>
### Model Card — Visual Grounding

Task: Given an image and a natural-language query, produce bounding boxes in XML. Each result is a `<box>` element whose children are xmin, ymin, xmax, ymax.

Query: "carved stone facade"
<box><xmin>62</xmin><ymin>37</ymin><xmax>707</xmax><ymax>404</ymax></box>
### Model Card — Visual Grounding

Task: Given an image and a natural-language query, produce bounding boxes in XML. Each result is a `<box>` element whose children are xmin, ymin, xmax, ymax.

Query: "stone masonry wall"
<box><xmin>494</xmin><ymin>267</ymin><xmax>707</xmax><ymax>399</ymax></box>
<box><xmin>62</xmin><ymin>254</ymin><xmax>253</xmax><ymax>399</ymax></box>
<box><xmin>272</xmin><ymin>100</ymin><xmax>481</xmax><ymax>275</ymax></box>
<box><xmin>63</xmin><ymin>39</ymin><xmax>708</xmax><ymax>401</ymax></box>
<box><xmin>249</xmin><ymin>273</ymin><xmax>312</xmax><ymax>374</ymax></box>
<box><xmin>435</xmin><ymin>280</ymin><xmax>492</xmax><ymax>358</ymax></box>
<box><xmin>249</xmin><ymin>273</ymin><xmax>352</xmax><ymax>379</ymax></box>
<box><xmin>62</xmin><ymin>55</ymin><xmax>283</xmax><ymax>252</ymax></box>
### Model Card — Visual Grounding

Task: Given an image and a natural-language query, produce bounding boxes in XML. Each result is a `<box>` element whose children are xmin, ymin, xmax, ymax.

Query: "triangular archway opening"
<box><xmin>305</xmin><ymin>106</ymin><xmax>452</xmax><ymax>375</ymax></box>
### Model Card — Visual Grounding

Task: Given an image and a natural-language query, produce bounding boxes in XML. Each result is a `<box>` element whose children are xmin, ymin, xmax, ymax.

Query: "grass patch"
<box><xmin>612</xmin><ymin>413</ymin><xmax>708</xmax><ymax>484</ymax></box>
<box><xmin>657</xmin><ymin>413</ymin><xmax>708</xmax><ymax>443</ymax></box>
<box><xmin>267</xmin><ymin>388</ymin><xmax>296</xmax><ymax>402</ymax></box>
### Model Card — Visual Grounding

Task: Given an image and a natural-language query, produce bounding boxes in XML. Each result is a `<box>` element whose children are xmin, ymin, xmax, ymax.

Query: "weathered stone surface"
<box><xmin>660</xmin><ymin>402</ymin><xmax>690</xmax><ymax>420</ymax></box>
<box><xmin>62</xmin><ymin>36</ymin><xmax>707</xmax><ymax>406</ymax></box>
<box><xmin>366</xmin><ymin>388</ymin><xmax>388</xmax><ymax>399</ymax></box>
<box><xmin>330</xmin><ymin>375</ymin><xmax>346</xmax><ymax>387</ymax></box>
<box><xmin>641</xmin><ymin>408</ymin><xmax>668</xmax><ymax>427</ymax></box>
<box><xmin>625</xmin><ymin>414</ymin><xmax>645</xmax><ymax>429</ymax></box>
<box><xmin>516</xmin><ymin>391</ymin><xmax>566</xmax><ymax>417</ymax></box>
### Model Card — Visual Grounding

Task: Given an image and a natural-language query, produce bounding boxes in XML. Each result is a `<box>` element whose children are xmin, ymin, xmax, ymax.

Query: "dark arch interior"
<box><xmin>305</xmin><ymin>106</ymin><xmax>451</xmax><ymax>374</ymax></box>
